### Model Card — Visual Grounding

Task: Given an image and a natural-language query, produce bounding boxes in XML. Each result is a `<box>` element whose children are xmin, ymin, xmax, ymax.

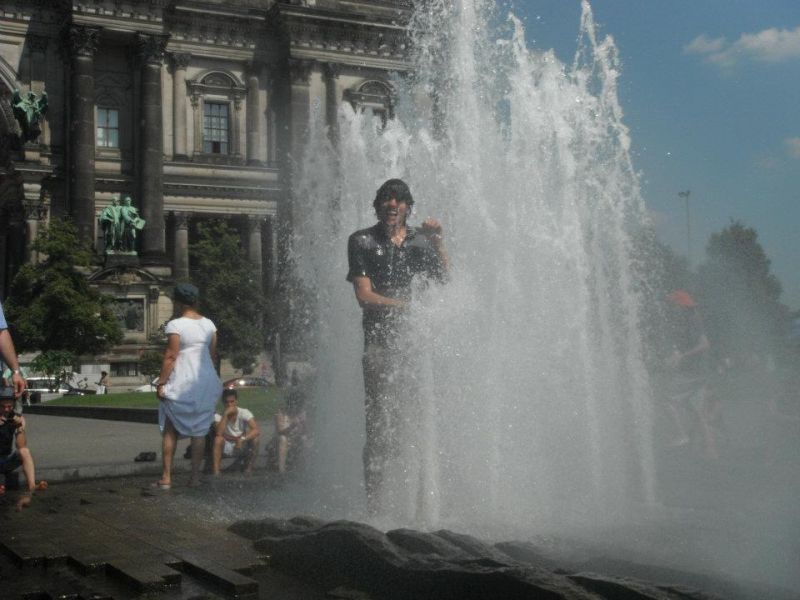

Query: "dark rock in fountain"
<box><xmin>230</xmin><ymin>517</ymin><xmax>718</xmax><ymax>600</ymax></box>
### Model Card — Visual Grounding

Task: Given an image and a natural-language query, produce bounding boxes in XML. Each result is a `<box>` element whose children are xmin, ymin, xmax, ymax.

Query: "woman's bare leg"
<box><xmin>161</xmin><ymin>419</ymin><xmax>178</xmax><ymax>485</ymax></box>
<box><xmin>189</xmin><ymin>435</ymin><xmax>205</xmax><ymax>485</ymax></box>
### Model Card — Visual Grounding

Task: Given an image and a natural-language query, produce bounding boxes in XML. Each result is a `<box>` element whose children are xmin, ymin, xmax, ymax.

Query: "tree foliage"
<box><xmin>139</xmin><ymin>350</ymin><xmax>162</xmax><ymax>384</ymax></box>
<box><xmin>30</xmin><ymin>350</ymin><xmax>76</xmax><ymax>384</ymax></box>
<box><xmin>4</xmin><ymin>218</ymin><xmax>122</xmax><ymax>355</ymax></box>
<box><xmin>190</xmin><ymin>219</ymin><xmax>266</xmax><ymax>371</ymax></box>
<box><xmin>696</xmin><ymin>220</ymin><xmax>787</xmax><ymax>358</ymax></box>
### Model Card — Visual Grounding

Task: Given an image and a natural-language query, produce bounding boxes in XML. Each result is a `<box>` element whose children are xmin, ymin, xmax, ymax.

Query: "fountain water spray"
<box><xmin>292</xmin><ymin>0</ymin><xmax>656</xmax><ymax>534</ymax></box>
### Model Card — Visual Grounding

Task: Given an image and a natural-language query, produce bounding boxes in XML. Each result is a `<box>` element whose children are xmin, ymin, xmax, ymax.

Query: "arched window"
<box><xmin>187</xmin><ymin>71</ymin><xmax>246</xmax><ymax>160</ymax></box>
<box><xmin>344</xmin><ymin>80</ymin><xmax>394</xmax><ymax>126</ymax></box>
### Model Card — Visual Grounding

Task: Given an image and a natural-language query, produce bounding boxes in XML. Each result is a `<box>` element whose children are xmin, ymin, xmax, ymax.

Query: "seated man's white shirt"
<box><xmin>216</xmin><ymin>408</ymin><xmax>255</xmax><ymax>457</ymax></box>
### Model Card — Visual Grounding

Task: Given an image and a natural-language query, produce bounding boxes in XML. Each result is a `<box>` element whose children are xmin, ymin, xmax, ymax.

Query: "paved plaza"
<box><xmin>0</xmin><ymin>412</ymin><xmax>797</xmax><ymax>599</ymax></box>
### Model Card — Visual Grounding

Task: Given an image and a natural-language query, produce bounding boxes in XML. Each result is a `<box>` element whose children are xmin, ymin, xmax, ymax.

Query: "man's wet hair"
<box><xmin>222</xmin><ymin>388</ymin><xmax>237</xmax><ymax>401</ymax></box>
<box><xmin>373</xmin><ymin>178</ymin><xmax>414</xmax><ymax>211</ymax></box>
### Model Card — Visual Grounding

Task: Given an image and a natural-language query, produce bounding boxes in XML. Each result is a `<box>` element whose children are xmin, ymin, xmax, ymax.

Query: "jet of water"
<box><xmin>292</xmin><ymin>0</ymin><xmax>655</xmax><ymax>533</ymax></box>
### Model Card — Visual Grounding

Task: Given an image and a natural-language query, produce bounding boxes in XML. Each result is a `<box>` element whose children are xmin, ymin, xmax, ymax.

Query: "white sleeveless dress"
<box><xmin>159</xmin><ymin>316</ymin><xmax>223</xmax><ymax>437</ymax></box>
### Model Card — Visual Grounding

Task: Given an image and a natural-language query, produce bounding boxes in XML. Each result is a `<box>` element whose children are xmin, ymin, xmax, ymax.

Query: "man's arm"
<box><xmin>352</xmin><ymin>277</ymin><xmax>406</xmax><ymax>309</ymax></box>
<box><xmin>420</xmin><ymin>217</ymin><xmax>450</xmax><ymax>274</ymax></box>
<box><xmin>243</xmin><ymin>417</ymin><xmax>260</xmax><ymax>441</ymax></box>
<box><xmin>0</xmin><ymin>329</ymin><xmax>26</xmax><ymax>398</ymax></box>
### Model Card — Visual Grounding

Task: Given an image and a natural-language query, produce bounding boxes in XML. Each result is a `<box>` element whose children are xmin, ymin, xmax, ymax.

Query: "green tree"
<box><xmin>190</xmin><ymin>219</ymin><xmax>266</xmax><ymax>371</ymax></box>
<box><xmin>696</xmin><ymin>220</ymin><xmax>787</xmax><ymax>358</ymax></box>
<box><xmin>30</xmin><ymin>350</ymin><xmax>76</xmax><ymax>385</ymax></box>
<box><xmin>139</xmin><ymin>350</ymin><xmax>162</xmax><ymax>386</ymax></box>
<box><xmin>4</xmin><ymin>218</ymin><xmax>122</xmax><ymax>355</ymax></box>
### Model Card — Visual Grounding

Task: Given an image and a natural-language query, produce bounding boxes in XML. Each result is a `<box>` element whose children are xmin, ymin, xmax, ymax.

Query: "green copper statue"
<box><xmin>12</xmin><ymin>90</ymin><xmax>48</xmax><ymax>142</ymax></box>
<box><xmin>100</xmin><ymin>195</ymin><xmax>145</xmax><ymax>254</ymax></box>
<box><xmin>99</xmin><ymin>198</ymin><xmax>121</xmax><ymax>252</ymax></box>
<box><xmin>119</xmin><ymin>195</ymin><xmax>145</xmax><ymax>253</ymax></box>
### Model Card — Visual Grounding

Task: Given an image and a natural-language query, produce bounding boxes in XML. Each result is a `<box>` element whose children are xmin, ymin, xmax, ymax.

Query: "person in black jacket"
<box><xmin>346</xmin><ymin>179</ymin><xmax>449</xmax><ymax>514</ymax></box>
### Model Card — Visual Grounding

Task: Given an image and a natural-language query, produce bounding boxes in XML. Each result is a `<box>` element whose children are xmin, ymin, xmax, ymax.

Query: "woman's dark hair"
<box><xmin>373</xmin><ymin>178</ymin><xmax>414</xmax><ymax>211</ymax></box>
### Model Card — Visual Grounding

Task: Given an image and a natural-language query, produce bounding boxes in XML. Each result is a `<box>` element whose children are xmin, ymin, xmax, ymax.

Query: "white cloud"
<box><xmin>683</xmin><ymin>34</ymin><xmax>725</xmax><ymax>55</ymax></box>
<box><xmin>785</xmin><ymin>137</ymin><xmax>800</xmax><ymax>159</ymax></box>
<box><xmin>684</xmin><ymin>25</ymin><xmax>800</xmax><ymax>67</ymax></box>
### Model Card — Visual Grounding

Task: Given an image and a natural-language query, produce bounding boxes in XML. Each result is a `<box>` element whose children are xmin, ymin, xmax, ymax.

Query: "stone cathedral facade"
<box><xmin>0</xmin><ymin>0</ymin><xmax>411</xmax><ymax>383</ymax></box>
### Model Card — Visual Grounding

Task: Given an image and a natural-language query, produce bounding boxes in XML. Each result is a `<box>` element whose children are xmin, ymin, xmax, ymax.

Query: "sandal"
<box><xmin>150</xmin><ymin>480</ymin><xmax>171</xmax><ymax>490</ymax></box>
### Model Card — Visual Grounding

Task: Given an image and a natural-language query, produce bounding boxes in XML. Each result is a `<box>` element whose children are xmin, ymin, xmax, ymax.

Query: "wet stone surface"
<box><xmin>0</xmin><ymin>475</ymin><xmax>327</xmax><ymax>600</ymax></box>
<box><xmin>0</xmin><ymin>474</ymin><xmax>795</xmax><ymax>599</ymax></box>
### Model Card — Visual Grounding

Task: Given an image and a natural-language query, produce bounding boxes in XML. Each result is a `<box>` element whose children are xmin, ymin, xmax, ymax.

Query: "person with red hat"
<box><xmin>663</xmin><ymin>289</ymin><xmax>714</xmax><ymax>453</ymax></box>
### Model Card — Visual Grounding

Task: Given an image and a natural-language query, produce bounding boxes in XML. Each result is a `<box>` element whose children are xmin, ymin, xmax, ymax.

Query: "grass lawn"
<box><xmin>47</xmin><ymin>387</ymin><xmax>286</xmax><ymax>422</ymax></box>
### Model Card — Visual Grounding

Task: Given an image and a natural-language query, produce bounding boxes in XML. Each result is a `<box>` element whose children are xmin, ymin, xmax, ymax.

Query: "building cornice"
<box><xmin>270</xmin><ymin>3</ymin><xmax>412</xmax><ymax>70</ymax></box>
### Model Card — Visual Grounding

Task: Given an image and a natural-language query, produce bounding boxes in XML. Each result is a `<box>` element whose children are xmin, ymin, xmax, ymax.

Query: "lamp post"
<box><xmin>678</xmin><ymin>190</ymin><xmax>691</xmax><ymax>267</ymax></box>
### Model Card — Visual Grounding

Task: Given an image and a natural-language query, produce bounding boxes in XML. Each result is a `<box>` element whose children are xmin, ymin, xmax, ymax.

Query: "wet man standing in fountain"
<box><xmin>346</xmin><ymin>178</ymin><xmax>449</xmax><ymax>514</ymax></box>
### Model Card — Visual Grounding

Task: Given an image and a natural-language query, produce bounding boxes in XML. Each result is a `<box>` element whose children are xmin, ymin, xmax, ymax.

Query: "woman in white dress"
<box><xmin>154</xmin><ymin>283</ymin><xmax>222</xmax><ymax>488</ymax></box>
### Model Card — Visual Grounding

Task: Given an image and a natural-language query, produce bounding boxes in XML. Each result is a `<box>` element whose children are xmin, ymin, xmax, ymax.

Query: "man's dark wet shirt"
<box><xmin>347</xmin><ymin>223</ymin><xmax>445</xmax><ymax>347</ymax></box>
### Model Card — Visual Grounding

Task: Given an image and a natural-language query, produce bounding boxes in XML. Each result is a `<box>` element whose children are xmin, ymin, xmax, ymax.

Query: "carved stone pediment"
<box><xmin>89</xmin><ymin>265</ymin><xmax>160</xmax><ymax>287</ymax></box>
<box><xmin>344</xmin><ymin>79</ymin><xmax>394</xmax><ymax>112</ymax></box>
<box><xmin>187</xmin><ymin>71</ymin><xmax>246</xmax><ymax>99</ymax></box>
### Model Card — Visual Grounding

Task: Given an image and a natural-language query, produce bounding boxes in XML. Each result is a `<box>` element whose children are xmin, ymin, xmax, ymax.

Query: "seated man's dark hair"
<box><xmin>373</xmin><ymin>178</ymin><xmax>414</xmax><ymax>211</ymax></box>
<box><xmin>222</xmin><ymin>388</ymin><xmax>238</xmax><ymax>400</ymax></box>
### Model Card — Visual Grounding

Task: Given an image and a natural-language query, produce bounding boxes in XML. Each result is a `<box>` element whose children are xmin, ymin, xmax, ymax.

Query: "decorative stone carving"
<box><xmin>344</xmin><ymin>79</ymin><xmax>394</xmax><ymax>116</ymax></box>
<box><xmin>244</xmin><ymin>60</ymin><xmax>262</xmax><ymax>79</ymax></box>
<box><xmin>135</xmin><ymin>33</ymin><xmax>169</xmax><ymax>66</ymax></box>
<box><xmin>174</xmin><ymin>211</ymin><xmax>189</xmax><ymax>230</ymax></box>
<box><xmin>323</xmin><ymin>62</ymin><xmax>341</xmax><ymax>80</ymax></box>
<box><xmin>247</xmin><ymin>215</ymin><xmax>264</xmax><ymax>235</ymax></box>
<box><xmin>170</xmin><ymin>52</ymin><xmax>192</xmax><ymax>71</ymax></box>
<box><xmin>187</xmin><ymin>72</ymin><xmax>245</xmax><ymax>98</ymax></box>
<box><xmin>288</xmin><ymin>59</ymin><xmax>314</xmax><ymax>85</ymax></box>
<box><xmin>64</xmin><ymin>25</ymin><xmax>101</xmax><ymax>58</ymax></box>
<box><xmin>23</xmin><ymin>198</ymin><xmax>47</xmax><ymax>221</ymax></box>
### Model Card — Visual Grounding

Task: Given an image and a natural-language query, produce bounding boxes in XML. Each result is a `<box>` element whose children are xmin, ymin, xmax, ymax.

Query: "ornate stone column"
<box><xmin>65</xmin><ymin>25</ymin><xmax>101</xmax><ymax>244</ymax></box>
<box><xmin>247</xmin><ymin>216</ymin><xmax>264</xmax><ymax>288</ymax></box>
<box><xmin>190</xmin><ymin>92</ymin><xmax>202</xmax><ymax>156</ymax></box>
<box><xmin>136</xmin><ymin>33</ymin><xmax>169</xmax><ymax>257</ymax></box>
<box><xmin>173</xmin><ymin>212</ymin><xmax>190</xmax><ymax>280</ymax></box>
<box><xmin>232</xmin><ymin>93</ymin><xmax>243</xmax><ymax>159</ymax></box>
<box><xmin>171</xmin><ymin>53</ymin><xmax>191</xmax><ymax>160</ymax></box>
<box><xmin>287</xmin><ymin>59</ymin><xmax>313</xmax><ymax>158</ymax></box>
<box><xmin>23</xmin><ymin>190</ymin><xmax>48</xmax><ymax>264</ymax></box>
<box><xmin>245</xmin><ymin>63</ymin><xmax>262</xmax><ymax>165</ymax></box>
<box><xmin>323</xmin><ymin>62</ymin><xmax>340</xmax><ymax>145</ymax></box>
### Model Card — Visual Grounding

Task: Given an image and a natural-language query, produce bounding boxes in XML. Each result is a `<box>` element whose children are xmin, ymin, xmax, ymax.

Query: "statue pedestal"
<box><xmin>104</xmin><ymin>253</ymin><xmax>140</xmax><ymax>268</ymax></box>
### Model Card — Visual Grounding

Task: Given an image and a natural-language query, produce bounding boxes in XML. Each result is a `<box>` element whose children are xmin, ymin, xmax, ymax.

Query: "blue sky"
<box><xmin>508</xmin><ymin>0</ymin><xmax>800</xmax><ymax>309</ymax></box>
